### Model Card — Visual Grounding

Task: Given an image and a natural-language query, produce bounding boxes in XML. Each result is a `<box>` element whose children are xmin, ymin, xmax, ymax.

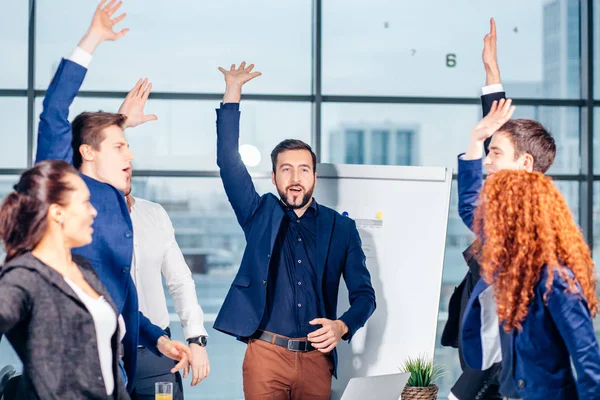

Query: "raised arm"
<box><xmin>481</xmin><ymin>18</ymin><xmax>506</xmax><ymax>152</ymax></box>
<box><xmin>215</xmin><ymin>62</ymin><xmax>263</xmax><ymax>229</ymax></box>
<box><xmin>36</xmin><ymin>0</ymin><xmax>129</xmax><ymax>164</ymax></box>
<box><xmin>459</xmin><ymin>99</ymin><xmax>515</xmax><ymax>229</ymax></box>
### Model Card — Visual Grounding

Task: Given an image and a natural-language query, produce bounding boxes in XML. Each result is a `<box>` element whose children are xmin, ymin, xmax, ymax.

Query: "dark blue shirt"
<box><xmin>259</xmin><ymin>199</ymin><xmax>320</xmax><ymax>338</ymax></box>
<box><xmin>499</xmin><ymin>326</ymin><xmax>520</xmax><ymax>398</ymax></box>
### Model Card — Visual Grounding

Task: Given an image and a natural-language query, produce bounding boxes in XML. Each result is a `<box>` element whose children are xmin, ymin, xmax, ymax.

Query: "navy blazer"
<box><xmin>212</xmin><ymin>103</ymin><xmax>376</xmax><ymax>376</ymax></box>
<box><xmin>462</xmin><ymin>267</ymin><xmax>600</xmax><ymax>399</ymax></box>
<box><xmin>35</xmin><ymin>59</ymin><xmax>165</xmax><ymax>391</ymax></box>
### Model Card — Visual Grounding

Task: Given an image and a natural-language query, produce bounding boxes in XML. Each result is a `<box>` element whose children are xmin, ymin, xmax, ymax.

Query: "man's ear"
<box><xmin>79</xmin><ymin>144</ymin><xmax>96</xmax><ymax>163</ymax></box>
<box><xmin>521</xmin><ymin>153</ymin><xmax>534</xmax><ymax>172</ymax></box>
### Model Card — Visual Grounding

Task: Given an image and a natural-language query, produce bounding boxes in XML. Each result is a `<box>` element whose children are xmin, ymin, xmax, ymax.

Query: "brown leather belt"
<box><xmin>250</xmin><ymin>330</ymin><xmax>315</xmax><ymax>352</ymax></box>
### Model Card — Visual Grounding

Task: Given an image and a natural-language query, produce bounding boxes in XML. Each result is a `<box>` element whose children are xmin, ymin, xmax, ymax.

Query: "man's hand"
<box><xmin>465</xmin><ymin>99</ymin><xmax>515</xmax><ymax>160</ymax></box>
<box><xmin>118</xmin><ymin>78</ymin><xmax>158</xmax><ymax>128</ymax></box>
<box><xmin>157</xmin><ymin>336</ymin><xmax>192</xmax><ymax>376</ymax></box>
<box><xmin>78</xmin><ymin>0</ymin><xmax>129</xmax><ymax>55</ymax></box>
<box><xmin>482</xmin><ymin>18</ymin><xmax>501</xmax><ymax>86</ymax></box>
<box><xmin>218</xmin><ymin>62</ymin><xmax>262</xmax><ymax>104</ymax></box>
<box><xmin>307</xmin><ymin>318</ymin><xmax>349</xmax><ymax>354</ymax></box>
<box><xmin>189</xmin><ymin>344</ymin><xmax>210</xmax><ymax>386</ymax></box>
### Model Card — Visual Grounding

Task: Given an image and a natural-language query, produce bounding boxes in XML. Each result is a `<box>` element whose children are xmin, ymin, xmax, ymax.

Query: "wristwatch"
<box><xmin>187</xmin><ymin>336</ymin><xmax>208</xmax><ymax>347</ymax></box>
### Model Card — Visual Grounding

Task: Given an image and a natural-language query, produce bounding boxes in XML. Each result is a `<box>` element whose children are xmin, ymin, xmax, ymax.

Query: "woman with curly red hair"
<box><xmin>461</xmin><ymin>169</ymin><xmax>600</xmax><ymax>400</ymax></box>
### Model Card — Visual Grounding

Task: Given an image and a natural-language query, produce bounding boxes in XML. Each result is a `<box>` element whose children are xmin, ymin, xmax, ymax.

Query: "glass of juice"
<box><xmin>155</xmin><ymin>382</ymin><xmax>173</xmax><ymax>400</ymax></box>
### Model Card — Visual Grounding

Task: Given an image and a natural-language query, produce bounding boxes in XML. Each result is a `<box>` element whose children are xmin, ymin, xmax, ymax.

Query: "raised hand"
<box><xmin>471</xmin><ymin>99</ymin><xmax>515</xmax><ymax>143</ymax></box>
<box><xmin>118</xmin><ymin>78</ymin><xmax>158</xmax><ymax>128</ymax></box>
<box><xmin>78</xmin><ymin>0</ymin><xmax>129</xmax><ymax>54</ymax></box>
<box><xmin>218</xmin><ymin>62</ymin><xmax>262</xmax><ymax>103</ymax></box>
<box><xmin>482</xmin><ymin>18</ymin><xmax>501</xmax><ymax>86</ymax></box>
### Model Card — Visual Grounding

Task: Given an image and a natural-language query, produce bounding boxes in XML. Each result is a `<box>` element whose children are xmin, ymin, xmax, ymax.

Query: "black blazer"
<box><xmin>0</xmin><ymin>252</ymin><xmax>129</xmax><ymax>400</ymax></box>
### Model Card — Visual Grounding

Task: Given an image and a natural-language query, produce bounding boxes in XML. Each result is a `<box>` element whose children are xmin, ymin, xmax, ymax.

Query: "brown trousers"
<box><xmin>242</xmin><ymin>338</ymin><xmax>334</xmax><ymax>400</ymax></box>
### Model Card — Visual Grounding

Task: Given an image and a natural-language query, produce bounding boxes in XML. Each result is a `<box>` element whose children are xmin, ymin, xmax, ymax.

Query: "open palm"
<box><xmin>218</xmin><ymin>62</ymin><xmax>262</xmax><ymax>88</ymax></box>
<box><xmin>472</xmin><ymin>98</ymin><xmax>515</xmax><ymax>142</ymax></box>
<box><xmin>89</xmin><ymin>0</ymin><xmax>129</xmax><ymax>42</ymax></box>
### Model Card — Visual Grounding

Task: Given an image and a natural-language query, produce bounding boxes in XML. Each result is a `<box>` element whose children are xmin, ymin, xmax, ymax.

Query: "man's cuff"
<box><xmin>184</xmin><ymin>325</ymin><xmax>209</xmax><ymax>340</ymax></box>
<box><xmin>68</xmin><ymin>47</ymin><xmax>93</xmax><ymax>68</ymax></box>
<box><xmin>457</xmin><ymin>153</ymin><xmax>483</xmax><ymax>170</ymax></box>
<box><xmin>481</xmin><ymin>84</ymin><xmax>504</xmax><ymax>95</ymax></box>
<box><xmin>220</xmin><ymin>102</ymin><xmax>240</xmax><ymax>111</ymax></box>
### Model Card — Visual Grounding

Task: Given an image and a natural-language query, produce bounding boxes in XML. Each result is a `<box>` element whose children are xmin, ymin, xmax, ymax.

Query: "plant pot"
<box><xmin>401</xmin><ymin>384</ymin><xmax>439</xmax><ymax>400</ymax></box>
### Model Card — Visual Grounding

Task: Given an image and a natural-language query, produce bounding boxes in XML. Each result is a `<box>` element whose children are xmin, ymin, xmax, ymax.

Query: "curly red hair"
<box><xmin>473</xmin><ymin>170</ymin><xmax>598</xmax><ymax>332</ymax></box>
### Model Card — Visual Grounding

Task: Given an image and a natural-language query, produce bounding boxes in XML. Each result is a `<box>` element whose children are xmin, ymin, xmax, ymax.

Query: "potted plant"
<box><xmin>399</xmin><ymin>355</ymin><xmax>445</xmax><ymax>400</ymax></box>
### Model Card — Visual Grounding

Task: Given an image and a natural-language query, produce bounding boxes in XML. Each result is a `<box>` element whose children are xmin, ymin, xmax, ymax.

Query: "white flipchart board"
<box><xmin>313</xmin><ymin>163</ymin><xmax>452</xmax><ymax>400</ymax></box>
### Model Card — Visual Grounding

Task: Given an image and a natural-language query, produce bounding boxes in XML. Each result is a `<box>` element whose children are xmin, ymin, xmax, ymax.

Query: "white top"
<box><xmin>130</xmin><ymin>196</ymin><xmax>208</xmax><ymax>339</ymax></box>
<box><xmin>64</xmin><ymin>278</ymin><xmax>117</xmax><ymax>396</ymax></box>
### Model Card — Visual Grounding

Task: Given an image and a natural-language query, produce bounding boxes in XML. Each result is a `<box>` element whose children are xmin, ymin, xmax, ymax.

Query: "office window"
<box><xmin>371</xmin><ymin>130</ymin><xmax>389</xmax><ymax>165</ymax></box>
<box><xmin>322</xmin><ymin>103</ymin><xmax>579</xmax><ymax>174</ymax></box>
<box><xmin>34</xmin><ymin>98</ymin><xmax>312</xmax><ymax>172</ymax></box>
<box><xmin>395</xmin><ymin>130</ymin><xmax>414</xmax><ymax>165</ymax></box>
<box><xmin>323</xmin><ymin>0</ymin><xmax>579</xmax><ymax>98</ymax></box>
<box><xmin>0</xmin><ymin>1</ymin><xmax>28</xmax><ymax>89</ymax></box>
<box><xmin>344</xmin><ymin>129</ymin><xmax>365</xmax><ymax>164</ymax></box>
<box><xmin>0</xmin><ymin>98</ymin><xmax>28</xmax><ymax>168</ymax></box>
<box><xmin>35</xmin><ymin>0</ymin><xmax>312</xmax><ymax>94</ymax></box>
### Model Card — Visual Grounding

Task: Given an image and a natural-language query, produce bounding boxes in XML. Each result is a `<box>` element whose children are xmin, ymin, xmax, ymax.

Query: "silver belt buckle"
<box><xmin>287</xmin><ymin>339</ymin><xmax>307</xmax><ymax>352</ymax></box>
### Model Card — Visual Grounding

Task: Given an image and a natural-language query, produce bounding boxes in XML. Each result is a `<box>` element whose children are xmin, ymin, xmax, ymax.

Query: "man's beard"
<box><xmin>278</xmin><ymin>184</ymin><xmax>314</xmax><ymax>209</ymax></box>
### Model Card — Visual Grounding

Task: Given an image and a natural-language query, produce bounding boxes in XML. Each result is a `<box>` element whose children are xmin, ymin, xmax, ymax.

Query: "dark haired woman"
<box><xmin>0</xmin><ymin>160</ymin><xmax>129</xmax><ymax>399</ymax></box>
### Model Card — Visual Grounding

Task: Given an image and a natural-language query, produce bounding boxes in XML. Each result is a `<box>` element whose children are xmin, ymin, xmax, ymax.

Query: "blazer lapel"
<box><xmin>316</xmin><ymin>206</ymin><xmax>335</xmax><ymax>288</ymax></box>
<box><xmin>269</xmin><ymin>202</ymin><xmax>285</xmax><ymax>251</ymax></box>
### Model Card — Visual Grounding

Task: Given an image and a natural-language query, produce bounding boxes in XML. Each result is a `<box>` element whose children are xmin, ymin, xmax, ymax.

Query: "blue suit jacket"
<box><xmin>462</xmin><ymin>267</ymin><xmax>600</xmax><ymax>399</ymax></box>
<box><xmin>212</xmin><ymin>103</ymin><xmax>376</xmax><ymax>376</ymax></box>
<box><xmin>35</xmin><ymin>59</ymin><xmax>165</xmax><ymax>391</ymax></box>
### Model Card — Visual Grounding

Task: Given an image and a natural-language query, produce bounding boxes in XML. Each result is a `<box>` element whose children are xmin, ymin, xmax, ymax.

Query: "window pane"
<box><xmin>35</xmin><ymin>0</ymin><xmax>312</xmax><ymax>94</ymax></box>
<box><xmin>322</xmin><ymin>103</ymin><xmax>578</xmax><ymax>174</ymax></box>
<box><xmin>435</xmin><ymin>179</ymin><xmax>579</xmax><ymax>398</ymax></box>
<box><xmin>0</xmin><ymin>98</ymin><xmax>28</xmax><ymax>168</ymax></box>
<box><xmin>0</xmin><ymin>1</ymin><xmax>27</xmax><ymax>89</ymax></box>
<box><xmin>593</xmin><ymin>108</ymin><xmax>600</xmax><ymax>174</ymax></box>
<box><xmin>130</xmin><ymin>177</ymin><xmax>278</xmax><ymax>399</ymax></box>
<box><xmin>35</xmin><ymin>98</ymin><xmax>312</xmax><ymax>171</ymax></box>
<box><xmin>323</xmin><ymin>0</ymin><xmax>580</xmax><ymax>98</ymax></box>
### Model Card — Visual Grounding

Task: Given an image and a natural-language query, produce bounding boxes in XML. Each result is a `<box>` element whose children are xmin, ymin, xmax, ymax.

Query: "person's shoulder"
<box><xmin>132</xmin><ymin>196</ymin><xmax>164</xmax><ymax>213</ymax></box>
<box><xmin>1</xmin><ymin>253</ymin><xmax>44</xmax><ymax>283</ymax></box>
<box><xmin>318</xmin><ymin>203</ymin><xmax>356</xmax><ymax>229</ymax></box>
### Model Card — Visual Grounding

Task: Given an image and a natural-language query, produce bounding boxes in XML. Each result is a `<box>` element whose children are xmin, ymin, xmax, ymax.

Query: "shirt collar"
<box><xmin>279</xmin><ymin>198</ymin><xmax>318</xmax><ymax>217</ymax></box>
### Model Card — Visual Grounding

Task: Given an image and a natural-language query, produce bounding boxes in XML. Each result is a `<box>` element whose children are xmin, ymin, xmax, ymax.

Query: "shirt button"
<box><xmin>517</xmin><ymin>379</ymin><xmax>526</xmax><ymax>389</ymax></box>
<box><xmin>262</xmin><ymin>280</ymin><xmax>267</xmax><ymax>285</ymax></box>
<box><xmin>267</xmin><ymin>254</ymin><xmax>270</xmax><ymax>258</ymax></box>
<box><xmin>298</xmin><ymin>303</ymin><xmax>302</xmax><ymax>307</ymax></box>
<box><xmin>124</xmin><ymin>231</ymin><xmax>132</xmax><ymax>238</ymax></box>
<box><xmin>298</xmin><ymin>238</ymin><xmax>302</xmax><ymax>242</ymax></box>
<box><xmin>298</xmin><ymin>260</ymin><xmax>302</xmax><ymax>264</ymax></box>
<box><xmin>298</xmin><ymin>281</ymin><xmax>302</xmax><ymax>286</ymax></box>
<box><xmin>122</xmin><ymin>267</ymin><xmax>129</xmax><ymax>273</ymax></box>
<box><xmin>296</xmin><ymin>219</ymin><xmax>300</xmax><ymax>223</ymax></box>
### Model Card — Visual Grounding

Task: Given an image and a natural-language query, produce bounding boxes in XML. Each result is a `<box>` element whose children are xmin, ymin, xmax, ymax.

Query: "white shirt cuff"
<box><xmin>68</xmin><ymin>47</ymin><xmax>93</xmax><ymax>68</ymax></box>
<box><xmin>481</xmin><ymin>83</ymin><xmax>504</xmax><ymax>95</ymax></box>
